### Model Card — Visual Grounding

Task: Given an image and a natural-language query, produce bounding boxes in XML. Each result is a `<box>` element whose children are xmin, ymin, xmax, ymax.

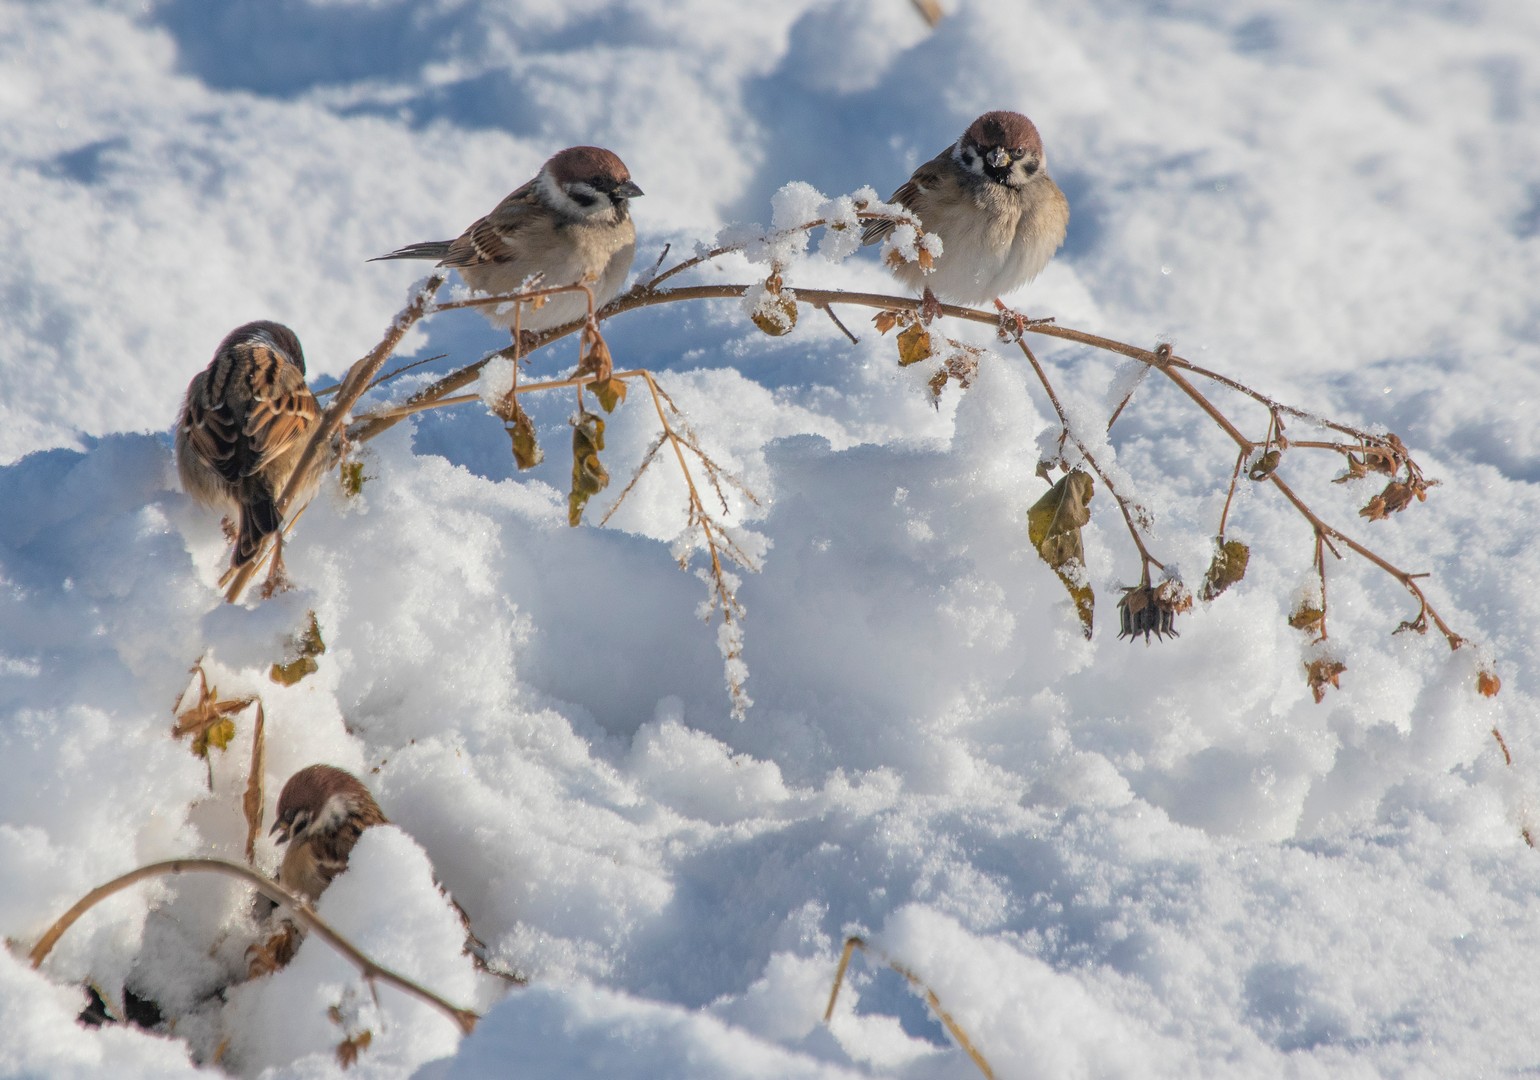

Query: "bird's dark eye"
<box><xmin>1010</xmin><ymin>148</ymin><xmax>1026</xmax><ymax>160</ymax></box>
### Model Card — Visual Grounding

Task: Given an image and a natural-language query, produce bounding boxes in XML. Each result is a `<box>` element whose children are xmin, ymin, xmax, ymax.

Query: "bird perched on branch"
<box><xmin>372</xmin><ymin>145</ymin><xmax>643</xmax><ymax>338</ymax></box>
<box><xmin>863</xmin><ymin>110</ymin><xmax>1068</xmax><ymax>311</ymax></box>
<box><xmin>175</xmin><ymin>321</ymin><xmax>320</xmax><ymax>579</ymax></box>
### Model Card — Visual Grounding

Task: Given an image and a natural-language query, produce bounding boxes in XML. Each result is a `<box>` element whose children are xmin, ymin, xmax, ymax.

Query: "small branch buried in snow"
<box><xmin>823</xmin><ymin>936</ymin><xmax>996</xmax><ymax>1079</ymax></box>
<box><xmin>26</xmin><ymin>858</ymin><xmax>480</xmax><ymax>1035</ymax></box>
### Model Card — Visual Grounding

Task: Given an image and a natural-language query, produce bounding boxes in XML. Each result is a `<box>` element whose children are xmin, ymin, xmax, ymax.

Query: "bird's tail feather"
<box><xmin>368</xmin><ymin>240</ymin><xmax>452</xmax><ymax>263</ymax></box>
<box><xmin>235</xmin><ymin>495</ymin><xmax>281</xmax><ymax>567</ymax></box>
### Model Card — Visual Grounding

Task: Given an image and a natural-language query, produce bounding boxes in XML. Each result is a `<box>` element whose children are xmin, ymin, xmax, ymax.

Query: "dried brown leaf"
<box><xmin>1027</xmin><ymin>471</ymin><xmax>1096</xmax><ymax>638</ymax></box>
<box><xmin>1199</xmin><ymin>539</ymin><xmax>1250</xmax><ymax>602</ymax></box>
<box><xmin>1248</xmin><ymin>448</ymin><xmax>1281</xmax><ymax>481</ymax></box>
<box><xmin>1360</xmin><ymin>481</ymin><xmax>1414</xmax><ymax>520</ymax></box>
<box><xmin>172</xmin><ymin>668</ymin><xmax>254</xmax><ymax>760</ymax></box>
<box><xmin>1478</xmin><ymin>670</ymin><xmax>1501</xmax><ymax>698</ymax></box>
<box><xmin>750</xmin><ymin>295</ymin><xmax>798</xmax><ymax>337</ymax></box>
<box><xmin>1305</xmin><ymin>656</ymin><xmax>1347</xmax><ymax>703</ymax></box>
<box><xmin>506</xmin><ymin>405</ymin><xmax>543</xmax><ymax>470</ymax></box>
<box><xmin>896</xmin><ymin>323</ymin><xmax>932</xmax><ymax>367</ymax></box>
<box><xmin>873</xmin><ymin>311</ymin><xmax>900</xmax><ymax>335</ymax></box>
<box><xmin>1027</xmin><ymin>471</ymin><xmax>1094</xmax><ymax>565</ymax></box>
<box><xmin>568</xmin><ymin>410</ymin><xmax>609</xmax><ymax>527</ymax></box>
<box><xmin>269</xmin><ymin>612</ymin><xmax>326</xmax><ymax>686</ymax></box>
<box><xmin>1288</xmin><ymin>604</ymin><xmax>1325</xmax><ymax>636</ymax></box>
<box><xmin>336</xmin><ymin>1031</ymin><xmax>372</xmax><ymax>1070</ymax></box>
<box><xmin>591</xmin><ymin>376</ymin><xmax>628</xmax><ymax>413</ymax></box>
<box><xmin>269</xmin><ymin>657</ymin><xmax>318</xmax><ymax>687</ymax></box>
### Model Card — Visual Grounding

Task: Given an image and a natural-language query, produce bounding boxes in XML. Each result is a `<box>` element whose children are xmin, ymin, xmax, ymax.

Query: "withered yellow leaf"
<box><xmin>1288</xmin><ymin>604</ymin><xmax>1325</xmax><ymax>635</ymax></box>
<box><xmin>1199</xmin><ymin>539</ymin><xmax>1250</xmax><ymax>601</ymax></box>
<box><xmin>269</xmin><ymin>657</ymin><xmax>319</xmax><ymax>687</ymax></box>
<box><xmin>896</xmin><ymin>323</ymin><xmax>933</xmax><ymax>367</ymax></box>
<box><xmin>1248</xmin><ymin>449</ymin><xmax>1281</xmax><ymax>481</ymax></box>
<box><xmin>751</xmin><ymin>296</ymin><xmax>798</xmax><ymax>337</ymax></box>
<box><xmin>1026</xmin><ymin>470</ymin><xmax>1096</xmax><ymax>638</ymax></box>
<box><xmin>568</xmin><ymin>411</ymin><xmax>610</xmax><ymax>527</ymax></box>
<box><xmin>194</xmin><ymin>717</ymin><xmax>237</xmax><ymax>757</ymax></box>
<box><xmin>591</xmin><ymin>376</ymin><xmax>627</xmax><ymax>413</ymax></box>
<box><xmin>507</xmin><ymin>410</ymin><xmax>542</xmax><ymax>470</ymax></box>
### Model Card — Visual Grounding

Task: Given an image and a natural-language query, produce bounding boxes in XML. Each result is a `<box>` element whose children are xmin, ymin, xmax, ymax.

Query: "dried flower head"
<box><xmin>1117</xmin><ymin>579</ymin><xmax>1192</xmax><ymax>643</ymax></box>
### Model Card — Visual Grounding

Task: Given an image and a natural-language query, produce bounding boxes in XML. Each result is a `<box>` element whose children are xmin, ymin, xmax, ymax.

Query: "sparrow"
<box><xmin>246</xmin><ymin>765</ymin><xmax>385</xmax><ymax>975</ymax></box>
<box><xmin>175</xmin><ymin>321</ymin><xmax>321</xmax><ymax>574</ymax></box>
<box><xmin>269</xmin><ymin>764</ymin><xmax>388</xmax><ymax>904</ymax></box>
<box><xmin>372</xmin><ymin>145</ymin><xmax>644</xmax><ymax>336</ymax></box>
<box><xmin>251</xmin><ymin>764</ymin><xmax>518</xmax><ymax>983</ymax></box>
<box><xmin>863</xmin><ymin>110</ymin><xmax>1069</xmax><ymax>308</ymax></box>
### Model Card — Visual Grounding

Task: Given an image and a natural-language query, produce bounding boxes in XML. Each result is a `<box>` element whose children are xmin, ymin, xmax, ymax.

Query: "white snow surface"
<box><xmin>4</xmin><ymin>0</ymin><xmax>1540</xmax><ymax>1076</ymax></box>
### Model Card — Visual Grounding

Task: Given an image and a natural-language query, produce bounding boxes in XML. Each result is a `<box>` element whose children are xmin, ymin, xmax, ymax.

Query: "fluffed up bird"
<box><xmin>175</xmin><ymin>321</ymin><xmax>321</xmax><ymax>578</ymax></box>
<box><xmin>863</xmin><ymin>110</ymin><xmax>1069</xmax><ymax>309</ymax></box>
<box><xmin>372</xmin><ymin>145</ymin><xmax>643</xmax><ymax>337</ymax></box>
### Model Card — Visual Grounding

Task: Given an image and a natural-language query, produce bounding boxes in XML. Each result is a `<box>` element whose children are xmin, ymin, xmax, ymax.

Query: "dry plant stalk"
<box><xmin>824</xmin><ymin>936</ymin><xmax>996</xmax><ymax>1080</ymax></box>
<box><xmin>242</xmin><ymin>703</ymin><xmax>267</xmax><ymax>864</ymax></box>
<box><xmin>27</xmin><ymin>857</ymin><xmax>479</xmax><ymax>1034</ymax></box>
<box><xmin>267</xmin><ymin>209</ymin><xmax>1499</xmax><ymax>716</ymax></box>
<box><xmin>222</xmin><ymin>274</ymin><xmax>447</xmax><ymax>602</ymax></box>
<box><xmin>909</xmin><ymin>0</ymin><xmax>945</xmax><ymax>27</ymax></box>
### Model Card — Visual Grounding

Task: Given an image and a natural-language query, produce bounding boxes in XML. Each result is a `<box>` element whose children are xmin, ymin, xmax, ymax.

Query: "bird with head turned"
<box><xmin>175</xmin><ymin>320</ymin><xmax>321</xmax><ymax>579</ymax></box>
<box><xmin>863</xmin><ymin>110</ymin><xmax>1069</xmax><ymax>311</ymax></box>
<box><xmin>246</xmin><ymin>765</ymin><xmax>387</xmax><ymax>976</ymax></box>
<box><xmin>269</xmin><ymin>764</ymin><xmax>389</xmax><ymax>904</ymax></box>
<box><xmin>373</xmin><ymin>145</ymin><xmax>644</xmax><ymax>340</ymax></box>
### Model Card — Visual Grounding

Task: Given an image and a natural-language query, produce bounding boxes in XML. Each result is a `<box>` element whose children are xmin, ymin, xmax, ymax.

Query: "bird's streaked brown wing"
<box><xmin>862</xmin><ymin>150</ymin><xmax>951</xmax><ymax>246</ymax></box>
<box><xmin>439</xmin><ymin>180</ymin><xmax>544</xmax><ymax>269</ymax></box>
<box><xmin>241</xmin><ymin>349</ymin><xmax>319</xmax><ymax>478</ymax></box>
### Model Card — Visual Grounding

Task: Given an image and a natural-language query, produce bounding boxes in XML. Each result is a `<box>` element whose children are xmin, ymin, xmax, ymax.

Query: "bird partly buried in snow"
<box><xmin>372</xmin><ymin>145</ymin><xmax>644</xmax><ymax>338</ymax></box>
<box><xmin>269</xmin><ymin>764</ymin><xmax>388</xmax><ymax>904</ymax></box>
<box><xmin>863</xmin><ymin>110</ymin><xmax>1068</xmax><ymax>316</ymax></box>
<box><xmin>175</xmin><ymin>320</ymin><xmax>321</xmax><ymax>580</ymax></box>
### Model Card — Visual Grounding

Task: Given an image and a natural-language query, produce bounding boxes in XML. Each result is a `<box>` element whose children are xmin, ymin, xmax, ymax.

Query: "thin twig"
<box><xmin>223</xmin><ymin>275</ymin><xmax>446</xmax><ymax>602</ymax></box>
<box><xmin>27</xmin><ymin>858</ymin><xmax>480</xmax><ymax>1034</ymax></box>
<box><xmin>818</xmin><ymin>303</ymin><xmax>860</xmax><ymax>344</ymax></box>
<box><xmin>1216</xmin><ymin>449</ymin><xmax>1246</xmax><ymax>540</ymax></box>
<box><xmin>824</xmin><ymin>937</ymin><xmax>995</xmax><ymax>1080</ymax></box>
<box><xmin>909</xmin><ymin>0</ymin><xmax>945</xmax><ymax>27</ymax></box>
<box><xmin>342</xmin><ymin>279</ymin><xmax>1470</xmax><ymax>649</ymax></box>
<box><xmin>1017</xmin><ymin>339</ymin><xmax>1165</xmax><ymax>581</ymax></box>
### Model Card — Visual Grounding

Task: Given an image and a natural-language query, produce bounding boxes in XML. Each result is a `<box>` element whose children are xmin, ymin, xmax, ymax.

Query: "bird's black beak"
<box><xmin>270</xmin><ymin>821</ymin><xmax>290</xmax><ymax>843</ymax></box>
<box><xmin>614</xmin><ymin>180</ymin><xmax>644</xmax><ymax>199</ymax></box>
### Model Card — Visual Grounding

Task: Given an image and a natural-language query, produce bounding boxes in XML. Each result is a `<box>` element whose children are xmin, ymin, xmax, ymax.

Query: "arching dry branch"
<box><xmin>27</xmin><ymin>857</ymin><xmax>480</xmax><ymax>1035</ymax></box>
<box><xmin>221</xmin><ymin>199</ymin><xmax>1501</xmax><ymax>724</ymax></box>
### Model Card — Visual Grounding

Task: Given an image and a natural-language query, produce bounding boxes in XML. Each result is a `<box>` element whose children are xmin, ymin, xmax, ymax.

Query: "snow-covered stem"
<box><xmin>26</xmin><ymin>857</ymin><xmax>481</xmax><ymax>1034</ymax></box>
<box><xmin>1017</xmin><ymin>338</ymin><xmax>1165</xmax><ymax>583</ymax></box>
<box><xmin>336</xmin><ymin>240</ymin><xmax>1482</xmax><ymax>669</ymax></box>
